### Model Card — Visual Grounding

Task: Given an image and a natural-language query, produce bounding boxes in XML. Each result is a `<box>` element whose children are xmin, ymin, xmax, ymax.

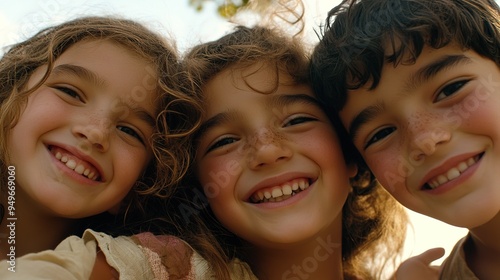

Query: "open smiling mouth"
<box><xmin>48</xmin><ymin>145</ymin><xmax>102</xmax><ymax>181</ymax></box>
<box><xmin>249</xmin><ymin>178</ymin><xmax>312</xmax><ymax>203</ymax></box>
<box><xmin>422</xmin><ymin>153</ymin><xmax>483</xmax><ymax>190</ymax></box>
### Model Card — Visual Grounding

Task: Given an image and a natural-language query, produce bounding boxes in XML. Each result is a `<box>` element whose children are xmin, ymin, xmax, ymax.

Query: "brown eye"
<box><xmin>435</xmin><ymin>80</ymin><xmax>469</xmax><ymax>102</ymax></box>
<box><xmin>207</xmin><ymin>137</ymin><xmax>238</xmax><ymax>153</ymax></box>
<box><xmin>54</xmin><ymin>86</ymin><xmax>82</xmax><ymax>101</ymax></box>
<box><xmin>284</xmin><ymin>116</ymin><xmax>317</xmax><ymax>127</ymax></box>
<box><xmin>117</xmin><ymin>126</ymin><xmax>144</xmax><ymax>144</ymax></box>
<box><xmin>365</xmin><ymin>127</ymin><xmax>396</xmax><ymax>149</ymax></box>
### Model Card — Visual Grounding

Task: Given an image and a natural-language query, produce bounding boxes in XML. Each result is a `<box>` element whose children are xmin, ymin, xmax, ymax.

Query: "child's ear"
<box><xmin>347</xmin><ymin>163</ymin><xmax>358</xmax><ymax>179</ymax></box>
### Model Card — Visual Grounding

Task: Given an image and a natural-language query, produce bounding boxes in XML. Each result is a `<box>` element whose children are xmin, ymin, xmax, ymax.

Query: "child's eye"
<box><xmin>284</xmin><ymin>116</ymin><xmax>317</xmax><ymax>127</ymax></box>
<box><xmin>207</xmin><ymin>137</ymin><xmax>238</xmax><ymax>153</ymax></box>
<box><xmin>54</xmin><ymin>86</ymin><xmax>82</xmax><ymax>101</ymax></box>
<box><xmin>117</xmin><ymin>126</ymin><xmax>145</xmax><ymax>144</ymax></box>
<box><xmin>435</xmin><ymin>80</ymin><xmax>469</xmax><ymax>102</ymax></box>
<box><xmin>364</xmin><ymin>127</ymin><xmax>396</xmax><ymax>149</ymax></box>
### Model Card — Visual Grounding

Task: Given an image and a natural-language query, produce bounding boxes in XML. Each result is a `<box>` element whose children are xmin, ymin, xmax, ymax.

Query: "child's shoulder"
<box><xmin>0</xmin><ymin>230</ymin><xmax>258</xmax><ymax>279</ymax></box>
<box><xmin>439</xmin><ymin>234</ymin><xmax>478</xmax><ymax>280</ymax></box>
<box><xmin>131</xmin><ymin>232</ymin><xmax>258</xmax><ymax>279</ymax></box>
<box><xmin>227</xmin><ymin>257</ymin><xmax>259</xmax><ymax>280</ymax></box>
<box><xmin>129</xmin><ymin>231</ymin><xmax>198</xmax><ymax>278</ymax></box>
<box><xmin>0</xmin><ymin>229</ymin><xmax>129</xmax><ymax>279</ymax></box>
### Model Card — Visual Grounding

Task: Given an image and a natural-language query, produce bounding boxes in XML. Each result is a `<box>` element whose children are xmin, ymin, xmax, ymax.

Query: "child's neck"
<box><xmin>246</xmin><ymin>223</ymin><xmax>344</xmax><ymax>280</ymax></box>
<box><xmin>467</xmin><ymin>211</ymin><xmax>500</xmax><ymax>280</ymax></box>
<box><xmin>0</xmin><ymin>188</ymin><xmax>77</xmax><ymax>258</ymax></box>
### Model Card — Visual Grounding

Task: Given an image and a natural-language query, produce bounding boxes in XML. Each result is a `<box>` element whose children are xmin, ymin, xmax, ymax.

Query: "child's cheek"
<box><xmin>458</xmin><ymin>88</ymin><xmax>500</xmax><ymax>137</ymax></box>
<box><xmin>197</xmin><ymin>155</ymin><xmax>241</xmax><ymax>200</ymax></box>
<box><xmin>365</xmin><ymin>145</ymin><xmax>408</xmax><ymax>194</ymax></box>
<box><xmin>454</xmin><ymin>87</ymin><xmax>500</xmax><ymax>162</ymax></box>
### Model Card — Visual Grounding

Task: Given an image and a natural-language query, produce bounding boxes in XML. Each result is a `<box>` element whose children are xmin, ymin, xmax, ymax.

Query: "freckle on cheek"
<box><xmin>408</xmin><ymin>111</ymin><xmax>440</xmax><ymax>130</ymax></box>
<box><xmin>252</xmin><ymin>128</ymin><xmax>287</xmax><ymax>145</ymax></box>
<box><xmin>272</xmin><ymin>130</ymin><xmax>287</xmax><ymax>143</ymax></box>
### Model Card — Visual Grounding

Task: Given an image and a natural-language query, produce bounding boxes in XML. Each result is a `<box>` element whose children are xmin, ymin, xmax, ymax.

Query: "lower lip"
<box><xmin>424</xmin><ymin>157</ymin><xmax>482</xmax><ymax>195</ymax></box>
<box><xmin>48</xmin><ymin>148</ymin><xmax>100</xmax><ymax>186</ymax></box>
<box><xmin>250</xmin><ymin>183</ymin><xmax>314</xmax><ymax>210</ymax></box>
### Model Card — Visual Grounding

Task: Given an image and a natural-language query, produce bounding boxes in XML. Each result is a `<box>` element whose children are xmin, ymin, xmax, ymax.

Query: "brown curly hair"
<box><xmin>183</xmin><ymin>25</ymin><xmax>408</xmax><ymax>279</ymax></box>
<box><xmin>0</xmin><ymin>16</ymin><xmax>201</xmax><ymax>233</ymax></box>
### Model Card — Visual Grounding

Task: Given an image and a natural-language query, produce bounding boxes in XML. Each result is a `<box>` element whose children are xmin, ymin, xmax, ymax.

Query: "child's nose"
<box><xmin>406</xmin><ymin>112</ymin><xmax>451</xmax><ymax>161</ymax></box>
<box><xmin>247</xmin><ymin>128</ymin><xmax>292</xmax><ymax>169</ymax></box>
<box><xmin>72</xmin><ymin>117</ymin><xmax>111</xmax><ymax>153</ymax></box>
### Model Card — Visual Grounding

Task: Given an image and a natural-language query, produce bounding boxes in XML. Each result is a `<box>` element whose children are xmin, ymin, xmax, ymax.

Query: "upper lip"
<box><xmin>47</xmin><ymin>142</ymin><xmax>106</xmax><ymax>182</ymax></box>
<box><xmin>244</xmin><ymin>172</ymin><xmax>314</xmax><ymax>201</ymax></box>
<box><xmin>418</xmin><ymin>152</ymin><xmax>481</xmax><ymax>189</ymax></box>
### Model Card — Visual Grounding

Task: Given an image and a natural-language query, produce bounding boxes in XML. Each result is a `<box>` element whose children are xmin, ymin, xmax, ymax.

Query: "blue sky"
<box><xmin>0</xmin><ymin>0</ymin><xmax>471</xmax><ymax>266</ymax></box>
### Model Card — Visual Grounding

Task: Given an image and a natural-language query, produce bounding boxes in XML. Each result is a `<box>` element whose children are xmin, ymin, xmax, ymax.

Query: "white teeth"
<box><xmin>282</xmin><ymin>185</ymin><xmax>293</xmax><ymax>195</ymax></box>
<box><xmin>426</xmin><ymin>156</ymin><xmax>479</xmax><ymax>189</ymax></box>
<box><xmin>256</xmin><ymin>192</ymin><xmax>264</xmax><ymax>201</ymax></box>
<box><xmin>74</xmin><ymin>165</ymin><xmax>85</xmax><ymax>175</ymax></box>
<box><xmin>457</xmin><ymin>162</ymin><xmax>468</xmax><ymax>172</ymax></box>
<box><xmin>437</xmin><ymin>175</ymin><xmax>448</xmax><ymax>185</ymax></box>
<box><xmin>271</xmin><ymin>188</ymin><xmax>283</xmax><ymax>198</ymax></box>
<box><xmin>251</xmin><ymin>179</ymin><xmax>310</xmax><ymax>203</ymax></box>
<box><xmin>264</xmin><ymin>191</ymin><xmax>272</xmax><ymax>199</ymax></box>
<box><xmin>446</xmin><ymin>168</ymin><xmax>460</xmax><ymax>181</ymax></box>
<box><xmin>66</xmin><ymin>159</ymin><xmax>77</xmax><ymax>169</ymax></box>
<box><xmin>53</xmin><ymin>150</ymin><xmax>99</xmax><ymax>181</ymax></box>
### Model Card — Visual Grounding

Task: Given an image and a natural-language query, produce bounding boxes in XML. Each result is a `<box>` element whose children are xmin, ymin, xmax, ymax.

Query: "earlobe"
<box><xmin>348</xmin><ymin>163</ymin><xmax>358</xmax><ymax>179</ymax></box>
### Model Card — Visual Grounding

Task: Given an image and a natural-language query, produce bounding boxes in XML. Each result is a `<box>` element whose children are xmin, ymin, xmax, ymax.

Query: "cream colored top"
<box><xmin>439</xmin><ymin>234</ymin><xmax>478</xmax><ymax>280</ymax></box>
<box><xmin>0</xmin><ymin>229</ymin><xmax>257</xmax><ymax>280</ymax></box>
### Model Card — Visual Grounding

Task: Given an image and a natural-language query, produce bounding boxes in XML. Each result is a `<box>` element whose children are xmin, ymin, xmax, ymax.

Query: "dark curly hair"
<box><xmin>310</xmin><ymin>0</ymin><xmax>500</xmax><ymax>112</ymax></box>
<box><xmin>310</xmin><ymin>0</ymin><xmax>500</xmax><ymax>276</ymax></box>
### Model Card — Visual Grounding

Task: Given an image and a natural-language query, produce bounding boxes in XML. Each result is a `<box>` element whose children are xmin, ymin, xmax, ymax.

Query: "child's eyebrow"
<box><xmin>268</xmin><ymin>93</ymin><xmax>320</xmax><ymax>109</ymax></box>
<box><xmin>130</xmin><ymin>106</ymin><xmax>156</xmax><ymax>128</ymax></box>
<box><xmin>52</xmin><ymin>64</ymin><xmax>155</xmax><ymax>127</ymax></box>
<box><xmin>405</xmin><ymin>54</ymin><xmax>473</xmax><ymax>91</ymax></box>
<box><xmin>51</xmin><ymin>64</ymin><xmax>107</xmax><ymax>87</ymax></box>
<box><xmin>348</xmin><ymin>102</ymin><xmax>385</xmax><ymax>141</ymax></box>
<box><xmin>195</xmin><ymin>111</ymin><xmax>237</xmax><ymax>141</ymax></box>
<box><xmin>348</xmin><ymin>54</ymin><xmax>472</xmax><ymax>141</ymax></box>
<box><xmin>195</xmin><ymin>93</ymin><xmax>319</xmax><ymax>140</ymax></box>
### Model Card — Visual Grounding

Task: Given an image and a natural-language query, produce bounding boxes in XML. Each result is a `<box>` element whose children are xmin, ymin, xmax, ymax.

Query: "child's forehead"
<box><xmin>380</xmin><ymin>35</ymin><xmax>435</xmax><ymax>64</ymax></box>
<box><xmin>62</xmin><ymin>39</ymin><xmax>151</xmax><ymax>61</ymax></box>
<box><xmin>377</xmin><ymin>38</ymin><xmax>469</xmax><ymax>71</ymax></box>
<box><xmin>222</xmin><ymin>62</ymin><xmax>297</xmax><ymax>91</ymax></box>
<box><xmin>204</xmin><ymin>66</ymin><xmax>315</xmax><ymax>118</ymax></box>
<box><xmin>52</xmin><ymin>40</ymin><xmax>159</xmax><ymax>107</ymax></box>
<box><xmin>344</xmin><ymin>45</ymin><xmax>483</xmax><ymax>114</ymax></box>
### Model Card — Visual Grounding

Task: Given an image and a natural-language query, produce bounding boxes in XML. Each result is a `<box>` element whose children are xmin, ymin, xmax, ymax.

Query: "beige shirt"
<box><xmin>0</xmin><ymin>229</ymin><xmax>257</xmax><ymax>280</ymax></box>
<box><xmin>439</xmin><ymin>234</ymin><xmax>478</xmax><ymax>280</ymax></box>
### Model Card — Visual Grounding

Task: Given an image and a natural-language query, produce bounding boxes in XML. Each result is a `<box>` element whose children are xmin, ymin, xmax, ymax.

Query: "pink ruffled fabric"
<box><xmin>132</xmin><ymin>233</ymin><xmax>196</xmax><ymax>280</ymax></box>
